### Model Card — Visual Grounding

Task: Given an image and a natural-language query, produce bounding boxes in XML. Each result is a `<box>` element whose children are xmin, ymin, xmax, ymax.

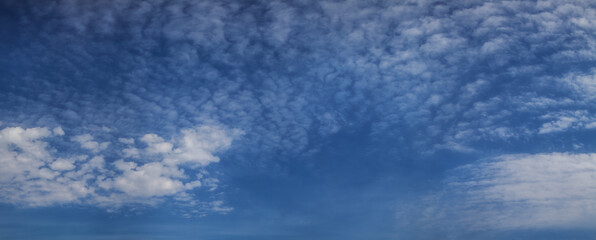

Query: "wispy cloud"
<box><xmin>420</xmin><ymin>153</ymin><xmax>596</xmax><ymax>230</ymax></box>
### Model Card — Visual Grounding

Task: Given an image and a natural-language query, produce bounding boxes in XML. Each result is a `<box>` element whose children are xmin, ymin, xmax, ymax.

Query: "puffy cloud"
<box><xmin>0</xmin><ymin>127</ymin><xmax>94</xmax><ymax>206</ymax></box>
<box><xmin>165</xmin><ymin>125</ymin><xmax>238</xmax><ymax>166</ymax></box>
<box><xmin>0</xmin><ymin>125</ymin><xmax>236</xmax><ymax>209</ymax></box>
<box><xmin>134</xmin><ymin>125</ymin><xmax>238</xmax><ymax>166</ymax></box>
<box><xmin>118</xmin><ymin>137</ymin><xmax>134</xmax><ymax>144</ymax></box>
<box><xmin>140</xmin><ymin>134</ymin><xmax>173</xmax><ymax>155</ymax></box>
<box><xmin>0</xmin><ymin>127</ymin><xmax>54</xmax><ymax>183</ymax></box>
<box><xmin>72</xmin><ymin>134</ymin><xmax>110</xmax><ymax>153</ymax></box>
<box><xmin>122</xmin><ymin>147</ymin><xmax>140</xmax><ymax>158</ymax></box>
<box><xmin>109</xmin><ymin>161</ymin><xmax>186</xmax><ymax>198</ymax></box>
<box><xmin>53</xmin><ymin>126</ymin><xmax>65</xmax><ymax>136</ymax></box>
<box><xmin>99</xmin><ymin>125</ymin><xmax>237</xmax><ymax>201</ymax></box>
<box><xmin>50</xmin><ymin>158</ymin><xmax>76</xmax><ymax>171</ymax></box>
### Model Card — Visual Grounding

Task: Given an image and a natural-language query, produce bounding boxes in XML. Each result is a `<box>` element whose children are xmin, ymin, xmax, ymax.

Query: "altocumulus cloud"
<box><xmin>0</xmin><ymin>125</ymin><xmax>239</xmax><ymax>210</ymax></box>
<box><xmin>2</xmin><ymin>0</ymin><xmax>596</xmax><ymax>157</ymax></box>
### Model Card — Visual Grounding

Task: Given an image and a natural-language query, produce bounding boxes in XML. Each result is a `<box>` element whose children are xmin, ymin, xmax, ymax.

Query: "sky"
<box><xmin>1</xmin><ymin>0</ymin><xmax>596</xmax><ymax>239</ymax></box>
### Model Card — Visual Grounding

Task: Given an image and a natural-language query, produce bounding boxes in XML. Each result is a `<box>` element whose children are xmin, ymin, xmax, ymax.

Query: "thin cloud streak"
<box><xmin>419</xmin><ymin>153</ymin><xmax>596</xmax><ymax>231</ymax></box>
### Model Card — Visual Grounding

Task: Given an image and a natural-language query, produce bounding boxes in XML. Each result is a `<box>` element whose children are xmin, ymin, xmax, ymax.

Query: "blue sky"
<box><xmin>1</xmin><ymin>0</ymin><xmax>596</xmax><ymax>239</ymax></box>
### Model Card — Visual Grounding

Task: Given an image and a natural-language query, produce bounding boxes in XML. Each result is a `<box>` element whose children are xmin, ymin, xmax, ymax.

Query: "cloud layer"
<box><xmin>1</xmin><ymin>0</ymin><xmax>595</xmax><ymax>158</ymax></box>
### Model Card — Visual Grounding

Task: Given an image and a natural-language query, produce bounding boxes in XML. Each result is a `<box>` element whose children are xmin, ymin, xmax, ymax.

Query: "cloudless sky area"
<box><xmin>1</xmin><ymin>0</ymin><xmax>596</xmax><ymax>239</ymax></box>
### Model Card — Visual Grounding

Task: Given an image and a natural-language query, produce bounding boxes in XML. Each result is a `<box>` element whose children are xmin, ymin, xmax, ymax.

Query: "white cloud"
<box><xmin>0</xmin><ymin>127</ymin><xmax>54</xmax><ymax>182</ymax></box>
<box><xmin>538</xmin><ymin>110</ymin><xmax>596</xmax><ymax>134</ymax></box>
<box><xmin>539</xmin><ymin>116</ymin><xmax>577</xmax><ymax>134</ymax></box>
<box><xmin>72</xmin><ymin>134</ymin><xmax>110</xmax><ymax>153</ymax></box>
<box><xmin>140</xmin><ymin>134</ymin><xmax>173</xmax><ymax>154</ymax></box>
<box><xmin>50</xmin><ymin>158</ymin><xmax>76</xmax><ymax>171</ymax></box>
<box><xmin>210</xmin><ymin>200</ymin><xmax>233</xmax><ymax>214</ymax></box>
<box><xmin>435</xmin><ymin>140</ymin><xmax>476</xmax><ymax>153</ymax></box>
<box><xmin>53</xmin><ymin>127</ymin><xmax>65</xmax><ymax>136</ymax></box>
<box><xmin>0</xmin><ymin>127</ymin><xmax>94</xmax><ymax>206</ymax></box>
<box><xmin>424</xmin><ymin>152</ymin><xmax>596</xmax><ymax>230</ymax></box>
<box><xmin>560</xmin><ymin>69</ymin><xmax>596</xmax><ymax>100</ymax></box>
<box><xmin>109</xmin><ymin>161</ymin><xmax>185</xmax><ymax>198</ymax></box>
<box><xmin>97</xmin><ymin>125</ymin><xmax>239</xmax><ymax>200</ymax></box>
<box><xmin>165</xmin><ymin>125</ymin><xmax>238</xmax><ymax>166</ymax></box>
<box><xmin>0</xmin><ymin>125</ymin><xmax>237</xmax><ymax>209</ymax></box>
<box><xmin>122</xmin><ymin>147</ymin><xmax>140</xmax><ymax>158</ymax></box>
<box><xmin>118</xmin><ymin>137</ymin><xmax>134</xmax><ymax>144</ymax></box>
